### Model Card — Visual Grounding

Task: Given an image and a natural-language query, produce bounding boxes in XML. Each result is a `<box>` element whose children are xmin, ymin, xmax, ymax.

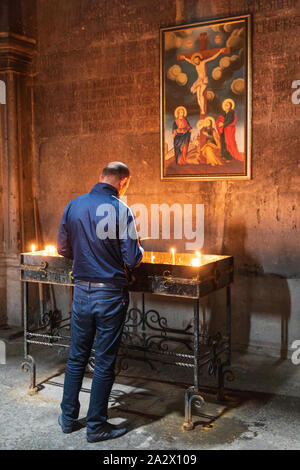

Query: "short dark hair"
<box><xmin>102</xmin><ymin>162</ymin><xmax>130</xmax><ymax>180</ymax></box>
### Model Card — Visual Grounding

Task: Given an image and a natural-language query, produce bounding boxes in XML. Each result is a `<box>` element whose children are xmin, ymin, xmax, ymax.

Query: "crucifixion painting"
<box><xmin>177</xmin><ymin>33</ymin><xmax>229</xmax><ymax>118</ymax></box>
<box><xmin>160</xmin><ymin>15</ymin><xmax>251</xmax><ymax>181</ymax></box>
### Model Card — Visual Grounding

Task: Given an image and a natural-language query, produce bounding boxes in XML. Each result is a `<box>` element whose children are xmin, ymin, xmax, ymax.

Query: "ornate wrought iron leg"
<box><xmin>141</xmin><ymin>293</ymin><xmax>146</xmax><ymax>347</ymax></box>
<box><xmin>217</xmin><ymin>365</ymin><xmax>235</xmax><ymax>401</ymax></box>
<box><xmin>194</xmin><ymin>298</ymin><xmax>200</xmax><ymax>391</ymax></box>
<box><xmin>183</xmin><ymin>299</ymin><xmax>205</xmax><ymax>430</ymax></box>
<box><xmin>38</xmin><ymin>282</ymin><xmax>44</xmax><ymax>327</ymax></box>
<box><xmin>217</xmin><ymin>287</ymin><xmax>234</xmax><ymax>401</ymax></box>
<box><xmin>217</xmin><ymin>364</ymin><xmax>225</xmax><ymax>401</ymax></box>
<box><xmin>21</xmin><ymin>281</ymin><xmax>38</xmax><ymax>394</ymax></box>
<box><xmin>21</xmin><ymin>354</ymin><xmax>37</xmax><ymax>394</ymax></box>
<box><xmin>226</xmin><ymin>285</ymin><xmax>231</xmax><ymax>367</ymax></box>
<box><xmin>183</xmin><ymin>386</ymin><xmax>205</xmax><ymax>430</ymax></box>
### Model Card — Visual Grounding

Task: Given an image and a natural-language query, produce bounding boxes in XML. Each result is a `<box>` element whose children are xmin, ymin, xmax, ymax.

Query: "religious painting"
<box><xmin>160</xmin><ymin>15</ymin><xmax>251</xmax><ymax>180</ymax></box>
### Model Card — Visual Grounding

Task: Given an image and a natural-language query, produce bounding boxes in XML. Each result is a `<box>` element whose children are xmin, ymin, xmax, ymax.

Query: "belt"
<box><xmin>76</xmin><ymin>281</ymin><xmax>123</xmax><ymax>289</ymax></box>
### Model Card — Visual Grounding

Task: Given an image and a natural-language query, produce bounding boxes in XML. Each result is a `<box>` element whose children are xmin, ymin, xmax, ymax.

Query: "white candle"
<box><xmin>171</xmin><ymin>248</ymin><xmax>175</xmax><ymax>265</ymax></box>
<box><xmin>192</xmin><ymin>250</ymin><xmax>202</xmax><ymax>267</ymax></box>
<box><xmin>45</xmin><ymin>245</ymin><xmax>57</xmax><ymax>256</ymax></box>
<box><xmin>191</xmin><ymin>258</ymin><xmax>200</xmax><ymax>267</ymax></box>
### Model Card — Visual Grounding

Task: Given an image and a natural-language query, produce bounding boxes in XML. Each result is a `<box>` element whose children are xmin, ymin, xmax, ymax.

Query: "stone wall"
<box><xmin>8</xmin><ymin>0</ymin><xmax>300</xmax><ymax>354</ymax></box>
<box><xmin>0</xmin><ymin>0</ymin><xmax>37</xmax><ymax>326</ymax></box>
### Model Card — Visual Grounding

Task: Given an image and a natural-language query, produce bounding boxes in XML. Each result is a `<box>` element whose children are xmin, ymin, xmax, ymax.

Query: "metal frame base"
<box><xmin>21</xmin><ymin>282</ymin><xmax>234</xmax><ymax>430</ymax></box>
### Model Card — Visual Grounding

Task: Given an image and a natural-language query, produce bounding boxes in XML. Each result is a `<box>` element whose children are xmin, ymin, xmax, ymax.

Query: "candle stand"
<box><xmin>20</xmin><ymin>251</ymin><xmax>234</xmax><ymax>430</ymax></box>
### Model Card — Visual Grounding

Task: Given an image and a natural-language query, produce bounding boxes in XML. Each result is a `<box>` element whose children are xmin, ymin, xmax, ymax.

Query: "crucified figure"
<box><xmin>178</xmin><ymin>48</ymin><xmax>226</xmax><ymax>115</ymax></box>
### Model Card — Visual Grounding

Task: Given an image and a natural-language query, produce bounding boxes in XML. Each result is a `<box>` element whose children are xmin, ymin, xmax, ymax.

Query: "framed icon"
<box><xmin>160</xmin><ymin>14</ymin><xmax>252</xmax><ymax>180</ymax></box>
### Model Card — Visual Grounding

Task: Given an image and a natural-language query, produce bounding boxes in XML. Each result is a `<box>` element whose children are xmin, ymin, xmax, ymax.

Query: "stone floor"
<box><xmin>0</xmin><ymin>339</ymin><xmax>300</xmax><ymax>450</ymax></box>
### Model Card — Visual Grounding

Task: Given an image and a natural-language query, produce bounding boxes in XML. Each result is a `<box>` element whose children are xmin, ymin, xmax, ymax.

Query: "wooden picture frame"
<box><xmin>160</xmin><ymin>14</ymin><xmax>252</xmax><ymax>181</ymax></box>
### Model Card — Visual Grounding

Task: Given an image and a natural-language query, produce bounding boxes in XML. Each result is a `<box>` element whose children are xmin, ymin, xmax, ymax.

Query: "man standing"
<box><xmin>57</xmin><ymin>162</ymin><xmax>143</xmax><ymax>443</ymax></box>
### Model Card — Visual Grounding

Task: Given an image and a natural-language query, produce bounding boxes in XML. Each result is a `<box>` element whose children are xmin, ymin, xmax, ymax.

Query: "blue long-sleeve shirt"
<box><xmin>57</xmin><ymin>182</ymin><xmax>144</xmax><ymax>286</ymax></box>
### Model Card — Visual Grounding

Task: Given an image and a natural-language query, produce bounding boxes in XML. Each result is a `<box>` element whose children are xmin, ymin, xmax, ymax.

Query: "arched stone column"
<box><xmin>0</xmin><ymin>33</ymin><xmax>36</xmax><ymax>326</ymax></box>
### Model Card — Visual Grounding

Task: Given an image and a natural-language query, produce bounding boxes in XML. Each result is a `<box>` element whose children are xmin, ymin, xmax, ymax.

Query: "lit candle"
<box><xmin>151</xmin><ymin>252</ymin><xmax>155</xmax><ymax>263</ymax></box>
<box><xmin>45</xmin><ymin>245</ymin><xmax>57</xmax><ymax>255</ymax></box>
<box><xmin>191</xmin><ymin>250</ymin><xmax>202</xmax><ymax>267</ymax></box>
<box><xmin>191</xmin><ymin>258</ymin><xmax>200</xmax><ymax>267</ymax></box>
<box><xmin>30</xmin><ymin>244</ymin><xmax>36</xmax><ymax>253</ymax></box>
<box><xmin>171</xmin><ymin>248</ymin><xmax>175</xmax><ymax>265</ymax></box>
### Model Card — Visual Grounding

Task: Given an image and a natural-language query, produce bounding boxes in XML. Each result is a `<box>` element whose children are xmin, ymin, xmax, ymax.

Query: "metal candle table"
<box><xmin>20</xmin><ymin>250</ymin><xmax>234</xmax><ymax>430</ymax></box>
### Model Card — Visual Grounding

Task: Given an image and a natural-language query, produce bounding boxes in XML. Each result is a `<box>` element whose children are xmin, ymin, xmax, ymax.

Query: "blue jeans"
<box><xmin>60</xmin><ymin>282</ymin><xmax>129</xmax><ymax>436</ymax></box>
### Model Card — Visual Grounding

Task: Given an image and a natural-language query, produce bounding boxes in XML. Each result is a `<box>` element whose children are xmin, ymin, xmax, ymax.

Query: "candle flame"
<box><xmin>171</xmin><ymin>248</ymin><xmax>175</xmax><ymax>265</ymax></box>
<box><xmin>192</xmin><ymin>250</ymin><xmax>202</xmax><ymax>267</ymax></box>
<box><xmin>44</xmin><ymin>245</ymin><xmax>57</xmax><ymax>255</ymax></box>
<box><xmin>191</xmin><ymin>258</ymin><xmax>201</xmax><ymax>267</ymax></box>
<box><xmin>30</xmin><ymin>244</ymin><xmax>36</xmax><ymax>253</ymax></box>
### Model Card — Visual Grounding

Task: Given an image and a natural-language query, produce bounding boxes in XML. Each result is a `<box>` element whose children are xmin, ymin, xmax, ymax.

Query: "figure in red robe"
<box><xmin>172</xmin><ymin>106</ymin><xmax>193</xmax><ymax>165</ymax></box>
<box><xmin>216</xmin><ymin>99</ymin><xmax>243</xmax><ymax>162</ymax></box>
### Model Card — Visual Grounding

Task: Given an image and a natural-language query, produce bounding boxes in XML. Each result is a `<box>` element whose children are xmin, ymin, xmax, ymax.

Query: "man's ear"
<box><xmin>120</xmin><ymin>177</ymin><xmax>128</xmax><ymax>188</ymax></box>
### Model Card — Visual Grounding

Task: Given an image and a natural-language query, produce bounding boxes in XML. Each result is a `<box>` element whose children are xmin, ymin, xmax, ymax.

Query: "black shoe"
<box><xmin>87</xmin><ymin>422</ymin><xmax>127</xmax><ymax>443</ymax></box>
<box><xmin>58</xmin><ymin>414</ymin><xmax>82</xmax><ymax>434</ymax></box>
